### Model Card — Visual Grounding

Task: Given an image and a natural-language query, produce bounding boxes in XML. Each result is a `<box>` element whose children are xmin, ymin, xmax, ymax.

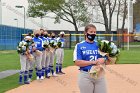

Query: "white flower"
<box><xmin>54</xmin><ymin>42</ymin><xmax>57</xmax><ymax>46</ymax></box>
<box><xmin>19</xmin><ymin>42</ymin><xmax>23</xmax><ymax>47</ymax></box>
<box><xmin>110</xmin><ymin>43</ymin><xmax>118</xmax><ymax>54</ymax></box>
<box><xmin>23</xmin><ymin>42</ymin><xmax>27</xmax><ymax>46</ymax></box>
<box><xmin>101</xmin><ymin>40</ymin><xmax>109</xmax><ymax>43</ymax></box>
<box><xmin>110</xmin><ymin>42</ymin><xmax>115</xmax><ymax>48</ymax></box>
<box><xmin>50</xmin><ymin>40</ymin><xmax>54</xmax><ymax>43</ymax></box>
<box><xmin>22</xmin><ymin>46</ymin><xmax>26</xmax><ymax>51</ymax></box>
<box><xmin>44</xmin><ymin>40</ymin><xmax>49</xmax><ymax>45</ymax></box>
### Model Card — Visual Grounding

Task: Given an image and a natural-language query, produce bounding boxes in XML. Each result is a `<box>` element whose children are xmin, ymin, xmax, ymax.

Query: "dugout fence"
<box><xmin>66</xmin><ymin>33</ymin><xmax>140</xmax><ymax>50</ymax></box>
<box><xmin>0</xmin><ymin>25</ymin><xmax>32</xmax><ymax>50</ymax></box>
<box><xmin>21</xmin><ymin>33</ymin><xmax>140</xmax><ymax>50</ymax></box>
<box><xmin>1</xmin><ymin>26</ymin><xmax>140</xmax><ymax>50</ymax></box>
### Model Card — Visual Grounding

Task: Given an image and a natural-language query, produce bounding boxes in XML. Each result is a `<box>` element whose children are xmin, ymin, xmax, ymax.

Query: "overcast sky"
<box><xmin>1</xmin><ymin>0</ymin><xmax>127</xmax><ymax>31</ymax></box>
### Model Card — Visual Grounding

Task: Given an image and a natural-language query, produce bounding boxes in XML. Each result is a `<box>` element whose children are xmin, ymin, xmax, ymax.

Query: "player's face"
<box><xmin>34</xmin><ymin>30</ymin><xmax>41</xmax><ymax>37</ymax></box>
<box><xmin>44</xmin><ymin>31</ymin><xmax>48</xmax><ymax>35</ymax></box>
<box><xmin>86</xmin><ymin>27</ymin><xmax>96</xmax><ymax>35</ymax></box>
<box><xmin>85</xmin><ymin>27</ymin><xmax>96</xmax><ymax>41</ymax></box>
<box><xmin>51</xmin><ymin>33</ymin><xmax>55</xmax><ymax>36</ymax></box>
<box><xmin>60</xmin><ymin>34</ymin><xmax>64</xmax><ymax>37</ymax></box>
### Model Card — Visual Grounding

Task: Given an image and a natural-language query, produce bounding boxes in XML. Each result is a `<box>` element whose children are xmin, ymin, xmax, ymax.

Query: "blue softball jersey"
<box><xmin>57</xmin><ymin>37</ymin><xmax>65</xmax><ymax>48</ymax></box>
<box><xmin>32</xmin><ymin>37</ymin><xmax>43</xmax><ymax>51</ymax></box>
<box><xmin>73</xmin><ymin>40</ymin><xmax>101</xmax><ymax>70</ymax></box>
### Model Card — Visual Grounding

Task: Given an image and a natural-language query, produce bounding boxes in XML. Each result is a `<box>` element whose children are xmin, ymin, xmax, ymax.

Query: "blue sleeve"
<box><xmin>37</xmin><ymin>40</ymin><xmax>43</xmax><ymax>51</ymax></box>
<box><xmin>73</xmin><ymin>44</ymin><xmax>83</xmax><ymax>61</ymax></box>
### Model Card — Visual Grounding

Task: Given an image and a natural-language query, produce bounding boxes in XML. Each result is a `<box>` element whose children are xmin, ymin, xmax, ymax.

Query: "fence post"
<box><xmin>122</xmin><ymin>31</ymin><xmax>124</xmax><ymax>50</ymax></box>
<box><xmin>21</xmin><ymin>34</ymin><xmax>23</xmax><ymax>41</ymax></box>
<box><xmin>69</xmin><ymin>34</ymin><xmax>71</xmax><ymax>49</ymax></box>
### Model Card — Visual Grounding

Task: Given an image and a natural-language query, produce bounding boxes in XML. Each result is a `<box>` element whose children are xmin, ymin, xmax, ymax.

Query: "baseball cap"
<box><xmin>60</xmin><ymin>31</ymin><xmax>65</xmax><ymax>35</ymax></box>
<box><xmin>24</xmin><ymin>36</ymin><xmax>32</xmax><ymax>40</ymax></box>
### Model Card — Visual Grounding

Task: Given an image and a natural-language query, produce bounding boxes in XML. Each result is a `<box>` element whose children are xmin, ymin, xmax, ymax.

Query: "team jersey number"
<box><xmin>89</xmin><ymin>56</ymin><xmax>97</xmax><ymax>61</ymax></box>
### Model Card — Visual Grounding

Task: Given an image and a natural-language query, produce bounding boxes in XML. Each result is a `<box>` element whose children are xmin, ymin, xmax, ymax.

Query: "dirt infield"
<box><xmin>6</xmin><ymin>64</ymin><xmax>140</xmax><ymax>93</ymax></box>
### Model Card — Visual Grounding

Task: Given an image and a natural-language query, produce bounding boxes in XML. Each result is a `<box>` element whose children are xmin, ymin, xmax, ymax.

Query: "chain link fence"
<box><xmin>1</xmin><ymin>27</ymin><xmax>140</xmax><ymax>50</ymax></box>
<box><xmin>0</xmin><ymin>25</ymin><xmax>32</xmax><ymax>50</ymax></box>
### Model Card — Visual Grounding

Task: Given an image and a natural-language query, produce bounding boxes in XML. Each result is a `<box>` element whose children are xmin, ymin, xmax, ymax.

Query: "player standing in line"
<box><xmin>55</xmin><ymin>31</ymin><xmax>65</xmax><ymax>74</ymax></box>
<box><xmin>39</xmin><ymin>29</ymin><xmax>48</xmax><ymax>79</ymax></box>
<box><xmin>43</xmin><ymin>31</ymin><xmax>51</xmax><ymax>78</ymax></box>
<box><xmin>32</xmin><ymin>30</ymin><xmax>43</xmax><ymax>80</ymax></box>
<box><xmin>73</xmin><ymin>24</ymin><xmax>109</xmax><ymax>93</ymax></box>
<box><xmin>49</xmin><ymin>32</ymin><xmax>57</xmax><ymax>76</ymax></box>
<box><xmin>25</xmin><ymin>33</ymin><xmax>35</xmax><ymax>82</ymax></box>
<box><xmin>17</xmin><ymin>36</ymin><xmax>33</xmax><ymax>84</ymax></box>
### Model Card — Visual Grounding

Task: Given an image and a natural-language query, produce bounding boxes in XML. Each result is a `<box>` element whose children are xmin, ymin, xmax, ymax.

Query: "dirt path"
<box><xmin>6</xmin><ymin>64</ymin><xmax>140</xmax><ymax>93</ymax></box>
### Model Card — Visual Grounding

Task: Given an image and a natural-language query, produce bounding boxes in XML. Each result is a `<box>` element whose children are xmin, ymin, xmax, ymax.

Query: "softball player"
<box><xmin>48</xmin><ymin>32</ymin><xmax>57</xmax><ymax>76</ymax></box>
<box><xmin>17</xmin><ymin>36</ymin><xmax>33</xmax><ymax>84</ymax></box>
<box><xmin>32</xmin><ymin>30</ymin><xmax>43</xmax><ymax>80</ymax></box>
<box><xmin>73</xmin><ymin>24</ymin><xmax>108</xmax><ymax>93</ymax></box>
<box><xmin>26</xmin><ymin>36</ymin><xmax>35</xmax><ymax>82</ymax></box>
<box><xmin>43</xmin><ymin>31</ymin><xmax>51</xmax><ymax>78</ymax></box>
<box><xmin>39</xmin><ymin>29</ymin><xmax>47</xmax><ymax>79</ymax></box>
<box><xmin>55</xmin><ymin>31</ymin><xmax>65</xmax><ymax>74</ymax></box>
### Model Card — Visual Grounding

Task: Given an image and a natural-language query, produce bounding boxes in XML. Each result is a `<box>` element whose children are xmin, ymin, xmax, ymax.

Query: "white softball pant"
<box><xmin>45</xmin><ymin>50</ymin><xmax>50</xmax><ymax>67</ymax></box>
<box><xmin>49</xmin><ymin>50</ymin><xmax>55</xmax><ymax>66</ymax></box>
<box><xmin>20</xmin><ymin>54</ymin><xmax>30</xmax><ymax>71</ymax></box>
<box><xmin>78</xmin><ymin>71</ymin><xmax>107</xmax><ymax>93</ymax></box>
<box><xmin>41</xmin><ymin>50</ymin><xmax>46</xmax><ymax>68</ymax></box>
<box><xmin>55</xmin><ymin>48</ymin><xmax>64</xmax><ymax>64</ymax></box>
<box><xmin>33</xmin><ymin>51</ymin><xmax>42</xmax><ymax>70</ymax></box>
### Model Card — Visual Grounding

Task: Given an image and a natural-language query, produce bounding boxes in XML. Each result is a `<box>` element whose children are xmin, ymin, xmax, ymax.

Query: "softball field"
<box><xmin>6</xmin><ymin>64</ymin><xmax>140</xmax><ymax>93</ymax></box>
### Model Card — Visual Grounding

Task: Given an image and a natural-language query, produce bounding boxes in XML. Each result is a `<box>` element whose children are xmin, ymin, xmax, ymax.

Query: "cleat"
<box><xmin>59</xmin><ymin>71</ymin><xmax>65</xmax><ymax>74</ymax></box>
<box><xmin>46</xmin><ymin>76</ymin><xmax>50</xmax><ymax>79</ymax></box>
<box><xmin>52</xmin><ymin>72</ymin><xmax>58</xmax><ymax>77</ymax></box>
<box><xmin>28</xmin><ymin>78</ymin><xmax>32</xmax><ymax>82</ymax></box>
<box><xmin>48</xmin><ymin>73</ymin><xmax>51</xmax><ymax>77</ymax></box>
<box><xmin>41</xmin><ymin>76</ymin><xmax>45</xmax><ymax>80</ymax></box>
<box><xmin>24</xmin><ymin>81</ymin><xmax>30</xmax><ymax>84</ymax></box>
<box><xmin>19</xmin><ymin>82</ymin><xmax>23</xmax><ymax>85</ymax></box>
<box><xmin>36</xmin><ymin>76</ymin><xmax>39</xmax><ymax>80</ymax></box>
<box><xmin>56</xmin><ymin>72</ymin><xmax>60</xmax><ymax>74</ymax></box>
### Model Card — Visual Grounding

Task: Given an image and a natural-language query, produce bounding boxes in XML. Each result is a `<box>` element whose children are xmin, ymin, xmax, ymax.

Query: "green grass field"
<box><xmin>0</xmin><ymin>48</ymin><xmax>140</xmax><ymax>93</ymax></box>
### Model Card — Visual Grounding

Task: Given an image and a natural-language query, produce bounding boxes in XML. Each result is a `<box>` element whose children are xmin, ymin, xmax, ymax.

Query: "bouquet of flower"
<box><xmin>17</xmin><ymin>41</ymin><xmax>34</xmax><ymax>61</ymax></box>
<box><xmin>98</xmin><ymin>40</ymin><xmax>120</xmax><ymax>64</ymax></box>
<box><xmin>89</xmin><ymin>40</ymin><xmax>120</xmax><ymax>79</ymax></box>
<box><xmin>57</xmin><ymin>40</ymin><xmax>62</xmax><ymax>48</ymax></box>
<box><xmin>17</xmin><ymin>41</ymin><xmax>27</xmax><ymax>55</ymax></box>
<box><xmin>49</xmin><ymin>40</ymin><xmax>57</xmax><ymax>53</ymax></box>
<box><xmin>49</xmin><ymin>40</ymin><xmax>57</xmax><ymax>48</ymax></box>
<box><xmin>43</xmin><ymin>40</ymin><xmax>49</xmax><ymax>49</ymax></box>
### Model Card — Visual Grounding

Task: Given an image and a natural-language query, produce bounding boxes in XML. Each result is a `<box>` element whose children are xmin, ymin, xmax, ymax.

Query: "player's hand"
<box><xmin>97</xmin><ymin>58</ymin><xmax>105</xmax><ymax>64</ymax></box>
<box><xmin>32</xmin><ymin>47</ymin><xmax>36</xmax><ymax>51</ymax></box>
<box><xmin>91</xmin><ymin>60</ymin><xmax>98</xmax><ymax>65</ymax></box>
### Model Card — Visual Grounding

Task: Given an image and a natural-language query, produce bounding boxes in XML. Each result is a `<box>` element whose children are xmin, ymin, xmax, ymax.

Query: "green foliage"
<box><xmin>27</xmin><ymin>0</ymin><xmax>90</xmax><ymax>28</ymax></box>
<box><xmin>57</xmin><ymin>42</ymin><xmax>62</xmax><ymax>48</ymax></box>
<box><xmin>98</xmin><ymin>40</ymin><xmax>120</xmax><ymax>57</ymax></box>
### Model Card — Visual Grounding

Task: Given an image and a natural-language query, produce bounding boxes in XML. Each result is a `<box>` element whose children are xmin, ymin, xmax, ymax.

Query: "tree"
<box><xmin>28</xmin><ymin>0</ymin><xmax>91</xmax><ymax>43</ymax></box>
<box><xmin>86</xmin><ymin>0</ymin><xmax>117</xmax><ymax>40</ymax></box>
<box><xmin>133</xmin><ymin>0</ymin><xmax>140</xmax><ymax>29</ymax></box>
<box><xmin>115</xmin><ymin>0</ymin><xmax>127</xmax><ymax>47</ymax></box>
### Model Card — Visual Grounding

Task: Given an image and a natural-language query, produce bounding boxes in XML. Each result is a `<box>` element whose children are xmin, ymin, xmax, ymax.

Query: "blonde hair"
<box><xmin>84</xmin><ymin>24</ymin><xmax>96</xmax><ymax>32</ymax></box>
<box><xmin>33</xmin><ymin>30</ymin><xmax>40</xmax><ymax>35</ymax></box>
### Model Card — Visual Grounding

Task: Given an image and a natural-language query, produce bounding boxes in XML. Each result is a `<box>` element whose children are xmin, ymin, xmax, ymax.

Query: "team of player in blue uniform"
<box><xmin>17</xmin><ymin>29</ymin><xmax>65</xmax><ymax>84</ymax></box>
